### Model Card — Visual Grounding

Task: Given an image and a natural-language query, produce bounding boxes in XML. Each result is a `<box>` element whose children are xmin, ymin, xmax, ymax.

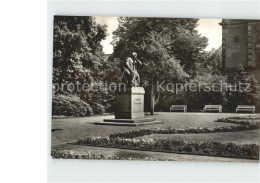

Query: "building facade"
<box><xmin>221</xmin><ymin>19</ymin><xmax>260</xmax><ymax>69</ymax></box>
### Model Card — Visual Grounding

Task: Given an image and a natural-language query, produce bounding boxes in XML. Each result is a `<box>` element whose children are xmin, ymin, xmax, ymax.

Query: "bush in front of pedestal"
<box><xmin>52</xmin><ymin>95</ymin><xmax>93</xmax><ymax>117</ymax></box>
<box><xmin>76</xmin><ymin>137</ymin><xmax>259</xmax><ymax>160</ymax></box>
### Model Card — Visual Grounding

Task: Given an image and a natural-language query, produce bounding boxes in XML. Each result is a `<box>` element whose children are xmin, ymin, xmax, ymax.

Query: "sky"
<box><xmin>95</xmin><ymin>16</ymin><xmax>222</xmax><ymax>54</ymax></box>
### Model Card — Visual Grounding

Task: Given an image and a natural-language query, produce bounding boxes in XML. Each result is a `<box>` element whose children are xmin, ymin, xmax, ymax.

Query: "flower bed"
<box><xmin>76</xmin><ymin>137</ymin><xmax>259</xmax><ymax>160</ymax></box>
<box><xmin>217</xmin><ymin>116</ymin><xmax>259</xmax><ymax>120</ymax></box>
<box><xmin>215</xmin><ymin>116</ymin><xmax>260</xmax><ymax>126</ymax></box>
<box><xmin>51</xmin><ymin>149</ymin><xmax>159</xmax><ymax>161</ymax></box>
<box><xmin>109</xmin><ymin>116</ymin><xmax>259</xmax><ymax>139</ymax></box>
<box><xmin>109</xmin><ymin>123</ymin><xmax>259</xmax><ymax>139</ymax></box>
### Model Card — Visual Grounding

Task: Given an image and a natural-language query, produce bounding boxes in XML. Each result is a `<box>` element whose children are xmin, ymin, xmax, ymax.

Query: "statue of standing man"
<box><xmin>122</xmin><ymin>52</ymin><xmax>142</xmax><ymax>86</ymax></box>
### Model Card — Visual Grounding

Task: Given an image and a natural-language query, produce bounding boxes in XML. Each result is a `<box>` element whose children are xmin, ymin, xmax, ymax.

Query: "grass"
<box><xmin>52</xmin><ymin>113</ymin><xmax>249</xmax><ymax>146</ymax></box>
<box><xmin>52</xmin><ymin>112</ymin><xmax>260</xmax><ymax>161</ymax></box>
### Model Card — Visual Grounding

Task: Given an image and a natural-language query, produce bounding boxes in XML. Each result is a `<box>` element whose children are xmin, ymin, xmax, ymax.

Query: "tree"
<box><xmin>141</xmin><ymin>32</ymin><xmax>189</xmax><ymax>114</ymax></box>
<box><xmin>184</xmin><ymin>63</ymin><xmax>228</xmax><ymax>111</ymax></box>
<box><xmin>110</xmin><ymin>17</ymin><xmax>208</xmax><ymax>113</ymax></box>
<box><xmin>52</xmin><ymin>16</ymin><xmax>111</xmax><ymax>115</ymax></box>
<box><xmin>53</xmin><ymin>16</ymin><xmax>107</xmax><ymax>90</ymax></box>
<box><xmin>195</xmin><ymin>47</ymin><xmax>222</xmax><ymax>73</ymax></box>
<box><xmin>226</xmin><ymin>65</ymin><xmax>260</xmax><ymax>111</ymax></box>
<box><xmin>112</xmin><ymin>17</ymin><xmax>208</xmax><ymax>73</ymax></box>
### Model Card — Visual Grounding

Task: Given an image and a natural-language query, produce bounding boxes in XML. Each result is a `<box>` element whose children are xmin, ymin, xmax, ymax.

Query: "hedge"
<box><xmin>76</xmin><ymin>137</ymin><xmax>259</xmax><ymax>160</ymax></box>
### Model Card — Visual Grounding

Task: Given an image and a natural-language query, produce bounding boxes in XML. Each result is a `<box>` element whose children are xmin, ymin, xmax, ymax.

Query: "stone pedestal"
<box><xmin>115</xmin><ymin>87</ymin><xmax>145</xmax><ymax>119</ymax></box>
<box><xmin>94</xmin><ymin>87</ymin><xmax>163</xmax><ymax>126</ymax></box>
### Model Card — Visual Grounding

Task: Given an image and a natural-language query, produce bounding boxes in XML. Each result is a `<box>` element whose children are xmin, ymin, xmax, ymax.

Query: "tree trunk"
<box><xmin>154</xmin><ymin>92</ymin><xmax>160</xmax><ymax>105</ymax></box>
<box><xmin>150</xmin><ymin>84</ymin><xmax>154</xmax><ymax>115</ymax></box>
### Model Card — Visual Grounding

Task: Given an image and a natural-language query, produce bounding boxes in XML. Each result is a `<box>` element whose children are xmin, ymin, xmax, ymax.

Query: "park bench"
<box><xmin>236</xmin><ymin>105</ymin><xmax>255</xmax><ymax>113</ymax></box>
<box><xmin>203</xmin><ymin>105</ymin><xmax>222</xmax><ymax>112</ymax></box>
<box><xmin>170</xmin><ymin>105</ymin><xmax>187</xmax><ymax>112</ymax></box>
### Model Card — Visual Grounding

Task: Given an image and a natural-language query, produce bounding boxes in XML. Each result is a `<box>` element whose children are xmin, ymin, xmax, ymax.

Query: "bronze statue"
<box><xmin>122</xmin><ymin>52</ymin><xmax>142</xmax><ymax>86</ymax></box>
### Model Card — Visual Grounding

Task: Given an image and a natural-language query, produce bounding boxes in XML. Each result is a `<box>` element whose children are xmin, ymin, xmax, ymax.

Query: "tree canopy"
<box><xmin>53</xmin><ymin>16</ymin><xmax>107</xmax><ymax>91</ymax></box>
<box><xmin>111</xmin><ymin>17</ymin><xmax>208</xmax><ymax>72</ymax></box>
<box><xmin>52</xmin><ymin>16</ymin><xmax>256</xmax><ymax>115</ymax></box>
<box><xmin>52</xmin><ymin>16</ymin><xmax>118</xmax><ymax>114</ymax></box>
<box><xmin>109</xmin><ymin>17</ymin><xmax>210</xmax><ymax>112</ymax></box>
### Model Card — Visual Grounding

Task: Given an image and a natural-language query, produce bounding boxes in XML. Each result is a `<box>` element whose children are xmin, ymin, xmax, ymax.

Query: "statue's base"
<box><xmin>94</xmin><ymin>86</ymin><xmax>163</xmax><ymax>126</ymax></box>
<box><xmin>115</xmin><ymin>87</ymin><xmax>145</xmax><ymax>119</ymax></box>
<box><xmin>94</xmin><ymin>118</ymin><xmax>163</xmax><ymax>126</ymax></box>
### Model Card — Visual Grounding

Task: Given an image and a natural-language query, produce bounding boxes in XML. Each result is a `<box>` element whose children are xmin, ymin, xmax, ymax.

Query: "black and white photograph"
<box><xmin>3</xmin><ymin>0</ymin><xmax>260</xmax><ymax>183</ymax></box>
<box><xmin>51</xmin><ymin>16</ymin><xmax>260</xmax><ymax>162</ymax></box>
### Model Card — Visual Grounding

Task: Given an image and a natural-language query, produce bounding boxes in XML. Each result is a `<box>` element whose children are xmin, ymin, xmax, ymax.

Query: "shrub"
<box><xmin>89</xmin><ymin>103</ymin><xmax>106</xmax><ymax>114</ymax></box>
<box><xmin>76</xmin><ymin>137</ymin><xmax>259</xmax><ymax>160</ymax></box>
<box><xmin>52</xmin><ymin>95</ymin><xmax>93</xmax><ymax>117</ymax></box>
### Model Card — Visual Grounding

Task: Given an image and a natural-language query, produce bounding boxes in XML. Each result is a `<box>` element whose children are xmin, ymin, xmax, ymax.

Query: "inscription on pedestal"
<box><xmin>134</xmin><ymin>98</ymin><xmax>142</xmax><ymax>104</ymax></box>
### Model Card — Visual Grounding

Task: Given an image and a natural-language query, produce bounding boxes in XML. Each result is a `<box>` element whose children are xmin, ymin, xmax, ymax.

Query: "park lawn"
<box><xmin>52</xmin><ymin>113</ymin><xmax>257</xmax><ymax>146</ymax></box>
<box><xmin>139</xmin><ymin>129</ymin><xmax>260</xmax><ymax>145</ymax></box>
<box><xmin>52</xmin><ymin>113</ymin><xmax>259</xmax><ymax>161</ymax></box>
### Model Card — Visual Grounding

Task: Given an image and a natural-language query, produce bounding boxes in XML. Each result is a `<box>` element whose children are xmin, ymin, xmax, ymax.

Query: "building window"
<box><xmin>233</xmin><ymin>36</ymin><xmax>240</xmax><ymax>42</ymax></box>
